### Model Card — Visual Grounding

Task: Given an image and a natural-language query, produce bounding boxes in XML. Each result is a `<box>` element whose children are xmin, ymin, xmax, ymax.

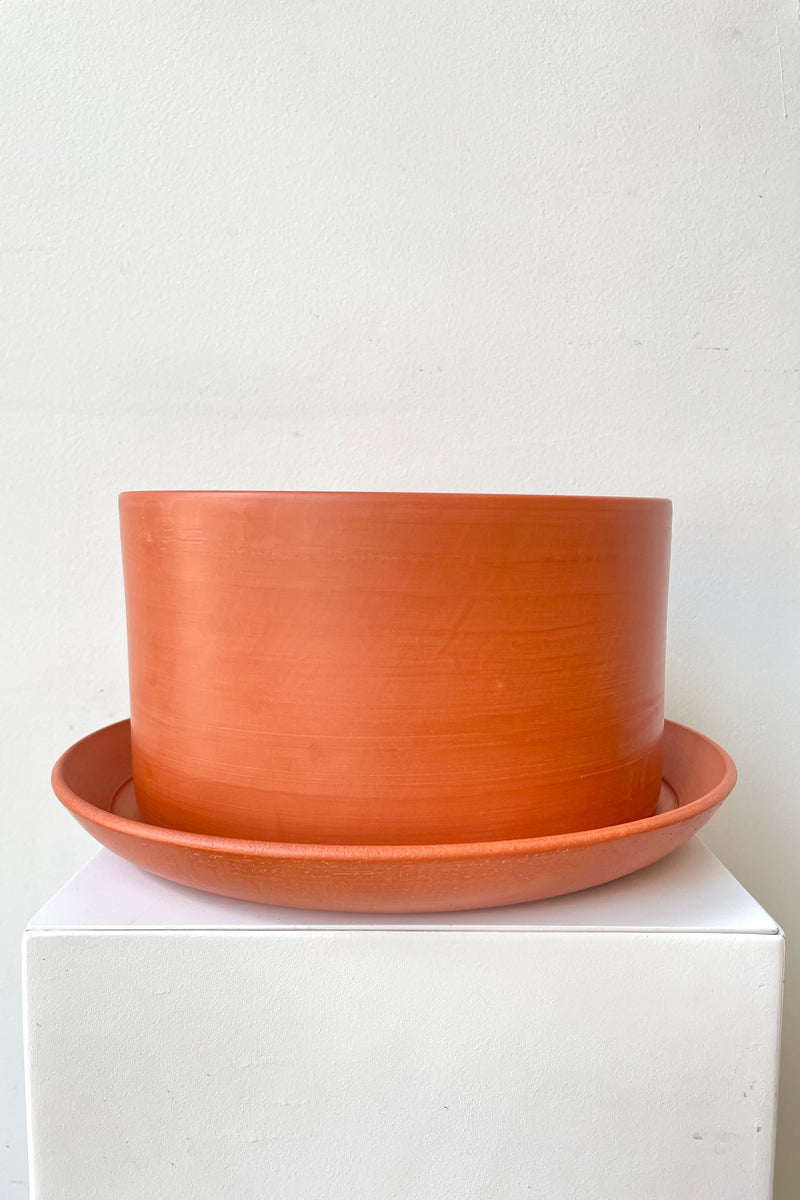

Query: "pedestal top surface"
<box><xmin>27</xmin><ymin>839</ymin><xmax>778</xmax><ymax>934</ymax></box>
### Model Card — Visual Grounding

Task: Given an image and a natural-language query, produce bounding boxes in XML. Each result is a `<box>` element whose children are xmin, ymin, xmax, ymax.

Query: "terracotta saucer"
<box><xmin>52</xmin><ymin>719</ymin><xmax>736</xmax><ymax>913</ymax></box>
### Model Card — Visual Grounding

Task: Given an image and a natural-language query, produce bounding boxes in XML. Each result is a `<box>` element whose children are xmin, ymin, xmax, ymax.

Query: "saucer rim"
<box><xmin>52</xmin><ymin>719</ymin><xmax>736</xmax><ymax>864</ymax></box>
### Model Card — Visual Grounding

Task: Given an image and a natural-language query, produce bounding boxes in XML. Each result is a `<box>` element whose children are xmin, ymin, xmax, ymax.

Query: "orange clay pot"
<box><xmin>119</xmin><ymin>491</ymin><xmax>671</xmax><ymax>845</ymax></box>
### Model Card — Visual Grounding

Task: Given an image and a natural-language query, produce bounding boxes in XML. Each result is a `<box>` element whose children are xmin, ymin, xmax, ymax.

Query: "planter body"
<box><xmin>119</xmin><ymin>491</ymin><xmax>671</xmax><ymax>844</ymax></box>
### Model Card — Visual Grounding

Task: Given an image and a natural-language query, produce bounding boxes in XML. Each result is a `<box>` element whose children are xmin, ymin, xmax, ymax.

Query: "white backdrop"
<box><xmin>2</xmin><ymin>2</ymin><xmax>798</xmax><ymax>1195</ymax></box>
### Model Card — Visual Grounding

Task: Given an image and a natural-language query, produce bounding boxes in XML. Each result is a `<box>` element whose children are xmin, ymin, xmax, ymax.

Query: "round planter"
<box><xmin>119</xmin><ymin>491</ymin><xmax>671</xmax><ymax>844</ymax></box>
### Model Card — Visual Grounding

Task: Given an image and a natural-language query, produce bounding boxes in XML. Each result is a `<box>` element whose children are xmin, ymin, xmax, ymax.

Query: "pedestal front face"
<box><xmin>23</xmin><ymin>844</ymin><xmax>783</xmax><ymax>1200</ymax></box>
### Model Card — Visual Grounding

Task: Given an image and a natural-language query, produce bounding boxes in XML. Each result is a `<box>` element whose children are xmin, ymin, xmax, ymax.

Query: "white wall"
<box><xmin>2</xmin><ymin>1</ymin><xmax>798</xmax><ymax>1195</ymax></box>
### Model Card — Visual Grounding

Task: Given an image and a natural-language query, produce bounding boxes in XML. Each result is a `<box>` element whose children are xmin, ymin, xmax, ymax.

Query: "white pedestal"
<box><xmin>23</xmin><ymin>841</ymin><xmax>783</xmax><ymax>1200</ymax></box>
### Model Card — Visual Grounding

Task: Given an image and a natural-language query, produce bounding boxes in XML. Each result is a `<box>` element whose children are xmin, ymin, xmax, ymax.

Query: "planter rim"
<box><xmin>120</xmin><ymin>490</ymin><xmax>671</xmax><ymax>506</ymax></box>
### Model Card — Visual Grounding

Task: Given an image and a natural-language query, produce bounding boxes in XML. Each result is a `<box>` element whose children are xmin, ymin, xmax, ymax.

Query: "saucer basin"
<box><xmin>51</xmin><ymin>719</ymin><xmax>735</xmax><ymax>913</ymax></box>
<box><xmin>120</xmin><ymin>491</ymin><xmax>672</xmax><ymax>844</ymax></box>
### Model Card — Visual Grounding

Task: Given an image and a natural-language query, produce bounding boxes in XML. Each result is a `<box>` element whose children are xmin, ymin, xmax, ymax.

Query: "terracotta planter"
<box><xmin>119</xmin><ymin>491</ymin><xmax>671</xmax><ymax>844</ymax></box>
